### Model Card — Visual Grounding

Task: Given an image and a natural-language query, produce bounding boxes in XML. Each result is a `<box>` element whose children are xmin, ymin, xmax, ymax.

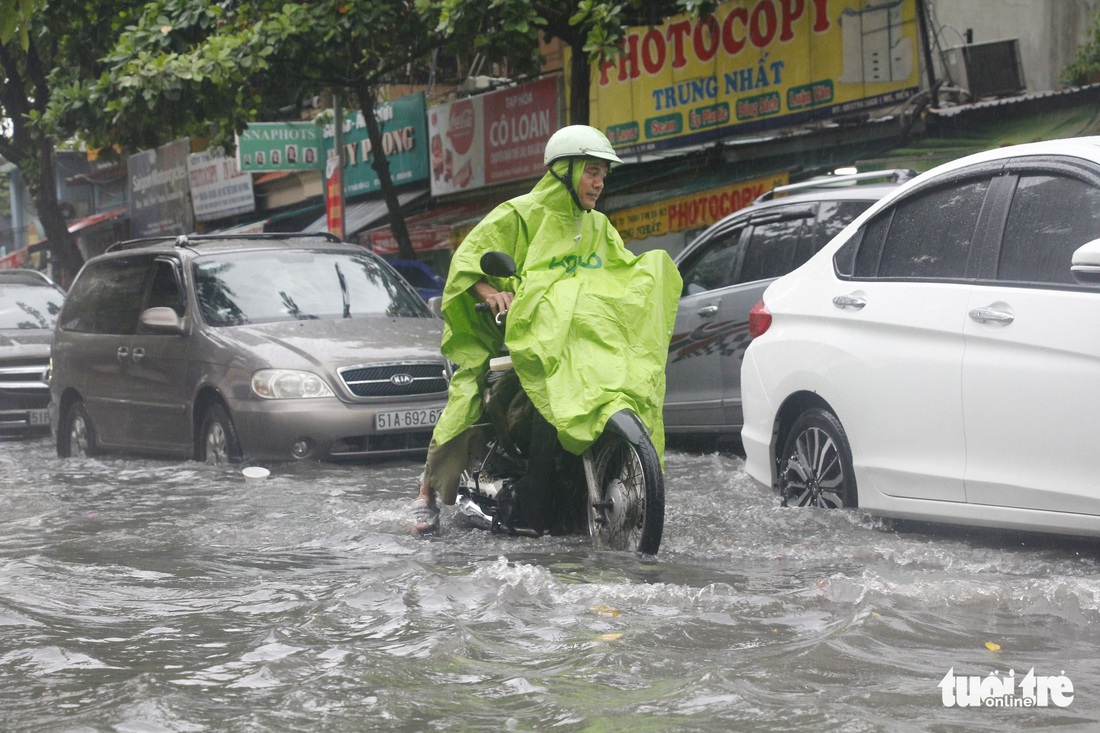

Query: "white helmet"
<box><xmin>543</xmin><ymin>125</ymin><xmax>623</xmax><ymax>166</ymax></box>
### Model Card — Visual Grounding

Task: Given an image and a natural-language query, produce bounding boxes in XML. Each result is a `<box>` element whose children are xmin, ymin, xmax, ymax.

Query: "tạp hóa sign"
<box><xmin>589</xmin><ymin>0</ymin><xmax>920</xmax><ymax>156</ymax></box>
<box><xmin>321</xmin><ymin>92</ymin><xmax>429</xmax><ymax>197</ymax></box>
<box><xmin>608</xmin><ymin>171</ymin><xmax>789</xmax><ymax>242</ymax></box>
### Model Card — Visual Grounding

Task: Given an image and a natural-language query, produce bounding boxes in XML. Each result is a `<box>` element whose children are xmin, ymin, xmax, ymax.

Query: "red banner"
<box><xmin>325</xmin><ymin>157</ymin><xmax>345</xmax><ymax>240</ymax></box>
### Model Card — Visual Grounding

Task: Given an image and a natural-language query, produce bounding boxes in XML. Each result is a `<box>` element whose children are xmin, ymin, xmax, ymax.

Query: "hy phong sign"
<box><xmin>589</xmin><ymin>0</ymin><xmax>920</xmax><ymax>155</ymax></box>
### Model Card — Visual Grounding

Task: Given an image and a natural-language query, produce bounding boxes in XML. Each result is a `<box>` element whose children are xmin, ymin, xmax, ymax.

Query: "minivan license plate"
<box><xmin>29</xmin><ymin>409</ymin><xmax>50</xmax><ymax>426</ymax></box>
<box><xmin>375</xmin><ymin>407</ymin><xmax>442</xmax><ymax>431</ymax></box>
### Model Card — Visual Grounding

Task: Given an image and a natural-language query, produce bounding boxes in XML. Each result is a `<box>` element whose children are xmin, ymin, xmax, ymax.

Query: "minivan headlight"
<box><xmin>251</xmin><ymin>369</ymin><xmax>335</xmax><ymax>399</ymax></box>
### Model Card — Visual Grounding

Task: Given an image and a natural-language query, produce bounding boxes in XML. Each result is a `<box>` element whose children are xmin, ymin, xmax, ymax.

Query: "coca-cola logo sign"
<box><xmin>447</xmin><ymin>100</ymin><xmax>475</xmax><ymax>155</ymax></box>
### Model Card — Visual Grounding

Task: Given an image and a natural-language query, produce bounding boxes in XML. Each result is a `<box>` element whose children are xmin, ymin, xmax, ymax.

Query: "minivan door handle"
<box><xmin>968</xmin><ymin>306</ymin><xmax>1014</xmax><ymax>325</ymax></box>
<box><xmin>131</xmin><ymin>347</ymin><xmax>145</xmax><ymax>363</ymax></box>
<box><xmin>696</xmin><ymin>305</ymin><xmax>719</xmax><ymax>318</ymax></box>
<box><xmin>832</xmin><ymin>294</ymin><xmax>866</xmax><ymax>310</ymax></box>
<box><xmin>116</xmin><ymin>346</ymin><xmax>129</xmax><ymax>361</ymax></box>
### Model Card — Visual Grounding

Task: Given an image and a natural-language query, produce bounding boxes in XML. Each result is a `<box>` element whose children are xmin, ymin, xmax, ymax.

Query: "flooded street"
<box><xmin>3</xmin><ymin>436</ymin><xmax>1100</xmax><ymax>731</ymax></box>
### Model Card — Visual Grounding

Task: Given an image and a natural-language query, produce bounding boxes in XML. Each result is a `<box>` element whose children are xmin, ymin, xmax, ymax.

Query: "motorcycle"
<box><xmin>449</xmin><ymin>252</ymin><xmax>665</xmax><ymax>555</ymax></box>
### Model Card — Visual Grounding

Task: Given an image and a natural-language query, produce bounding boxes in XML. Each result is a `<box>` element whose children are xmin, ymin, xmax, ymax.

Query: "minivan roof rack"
<box><xmin>754</xmin><ymin>168</ymin><xmax>917</xmax><ymax>203</ymax></box>
<box><xmin>105</xmin><ymin>231</ymin><xmax>343</xmax><ymax>253</ymax></box>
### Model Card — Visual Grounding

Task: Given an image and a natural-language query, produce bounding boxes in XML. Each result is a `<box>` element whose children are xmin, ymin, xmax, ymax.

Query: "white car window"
<box><xmin>997</xmin><ymin>173</ymin><xmax>1100</xmax><ymax>285</ymax></box>
<box><xmin>876</xmin><ymin>178</ymin><xmax>990</xmax><ymax>279</ymax></box>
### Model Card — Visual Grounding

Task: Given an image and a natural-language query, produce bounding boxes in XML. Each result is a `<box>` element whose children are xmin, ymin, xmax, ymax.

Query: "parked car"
<box><xmin>387</xmin><ymin>259</ymin><xmax>445</xmax><ymax>301</ymax></box>
<box><xmin>49</xmin><ymin>233</ymin><xmax>449</xmax><ymax>463</ymax></box>
<box><xmin>741</xmin><ymin>136</ymin><xmax>1100</xmax><ymax>538</ymax></box>
<box><xmin>664</xmin><ymin>170</ymin><xmax>912</xmax><ymax>439</ymax></box>
<box><xmin>0</xmin><ymin>269</ymin><xmax>65</xmax><ymax>437</ymax></box>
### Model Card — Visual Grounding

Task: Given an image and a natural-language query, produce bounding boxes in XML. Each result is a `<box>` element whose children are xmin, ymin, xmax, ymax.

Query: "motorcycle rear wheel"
<box><xmin>584</xmin><ymin>427</ymin><xmax>664</xmax><ymax>555</ymax></box>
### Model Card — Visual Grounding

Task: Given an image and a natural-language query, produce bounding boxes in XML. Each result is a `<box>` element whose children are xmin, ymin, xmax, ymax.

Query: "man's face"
<box><xmin>576</xmin><ymin>160</ymin><xmax>610</xmax><ymax>210</ymax></box>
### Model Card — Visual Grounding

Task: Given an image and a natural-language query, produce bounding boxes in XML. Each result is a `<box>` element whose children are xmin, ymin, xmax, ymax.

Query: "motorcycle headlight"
<box><xmin>251</xmin><ymin>369</ymin><xmax>335</xmax><ymax>399</ymax></box>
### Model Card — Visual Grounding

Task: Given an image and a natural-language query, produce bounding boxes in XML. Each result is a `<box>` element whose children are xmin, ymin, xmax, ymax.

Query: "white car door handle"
<box><xmin>696</xmin><ymin>305</ymin><xmax>719</xmax><ymax>318</ymax></box>
<box><xmin>832</xmin><ymin>294</ymin><xmax>866</xmax><ymax>310</ymax></box>
<box><xmin>131</xmin><ymin>347</ymin><xmax>146</xmax><ymax>363</ymax></box>
<box><xmin>968</xmin><ymin>307</ymin><xmax>1014</xmax><ymax>325</ymax></box>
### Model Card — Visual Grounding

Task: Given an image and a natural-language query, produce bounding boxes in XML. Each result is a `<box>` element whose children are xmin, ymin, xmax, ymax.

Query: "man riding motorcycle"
<box><xmin>410</xmin><ymin>124</ymin><xmax>681</xmax><ymax>534</ymax></box>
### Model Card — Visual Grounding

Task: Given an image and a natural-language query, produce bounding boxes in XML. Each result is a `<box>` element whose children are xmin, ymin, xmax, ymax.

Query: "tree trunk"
<box><xmin>28</xmin><ymin>143</ymin><xmax>84</xmax><ymax>287</ymax></box>
<box><xmin>354</xmin><ymin>83</ymin><xmax>416</xmax><ymax>261</ymax></box>
<box><xmin>569</xmin><ymin>44</ymin><xmax>591</xmax><ymax>125</ymax></box>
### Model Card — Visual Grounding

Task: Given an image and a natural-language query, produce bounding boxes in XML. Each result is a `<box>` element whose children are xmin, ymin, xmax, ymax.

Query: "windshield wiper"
<box><xmin>335</xmin><ymin>262</ymin><xmax>351</xmax><ymax>318</ymax></box>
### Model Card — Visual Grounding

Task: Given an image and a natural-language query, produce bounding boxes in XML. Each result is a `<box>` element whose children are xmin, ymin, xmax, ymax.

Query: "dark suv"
<box><xmin>49</xmin><ymin>233</ymin><xmax>448</xmax><ymax>463</ymax></box>
<box><xmin>664</xmin><ymin>170</ymin><xmax>914</xmax><ymax>440</ymax></box>
<box><xmin>0</xmin><ymin>269</ymin><xmax>65</xmax><ymax>437</ymax></box>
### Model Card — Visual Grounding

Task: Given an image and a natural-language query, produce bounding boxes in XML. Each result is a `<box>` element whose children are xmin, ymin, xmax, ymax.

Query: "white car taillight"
<box><xmin>748</xmin><ymin>300</ymin><xmax>772</xmax><ymax>339</ymax></box>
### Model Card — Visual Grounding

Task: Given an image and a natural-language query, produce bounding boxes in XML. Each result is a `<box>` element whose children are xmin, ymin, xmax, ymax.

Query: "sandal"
<box><xmin>409</xmin><ymin>498</ymin><xmax>440</xmax><ymax>535</ymax></box>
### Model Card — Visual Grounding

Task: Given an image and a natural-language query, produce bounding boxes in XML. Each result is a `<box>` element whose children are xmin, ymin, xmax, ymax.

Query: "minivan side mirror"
<box><xmin>139</xmin><ymin>307</ymin><xmax>187</xmax><ymax>334</ymax></box>
<box><xmin>1071</xmin><ymin>238</ymin><xmax>1100</xmax><ymax>286</ymax></box>
<box><xmin>427</xmin><ymin>296</ymin><xmax>443</xmax><ymax>318</ymax></box>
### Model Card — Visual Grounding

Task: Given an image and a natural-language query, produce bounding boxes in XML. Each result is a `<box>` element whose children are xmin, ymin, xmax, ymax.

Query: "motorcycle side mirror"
<box><xmin>480</xmin><ymin>251</ymin><xmax>518</xmax><ymax>279</ymax></box>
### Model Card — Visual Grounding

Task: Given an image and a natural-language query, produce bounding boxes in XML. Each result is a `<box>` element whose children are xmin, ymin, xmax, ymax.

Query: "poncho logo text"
<box><xmin>550</xmin><ymin>254</ymin><xmax>604</xmax><ymax>273</ymax></box>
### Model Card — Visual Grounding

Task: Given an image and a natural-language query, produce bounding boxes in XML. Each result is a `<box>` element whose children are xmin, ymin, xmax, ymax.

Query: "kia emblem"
<box><xmin>390</xmin><ymin>373</ymin><xmax>414</xmax><ymax>386</ymax></box>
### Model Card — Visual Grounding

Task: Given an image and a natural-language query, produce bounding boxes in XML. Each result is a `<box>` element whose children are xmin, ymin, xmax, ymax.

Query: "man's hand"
<box><xmin>472</xmin><ymin>280</ymin><xmax>513</xmax><ymax>317</ymax></box>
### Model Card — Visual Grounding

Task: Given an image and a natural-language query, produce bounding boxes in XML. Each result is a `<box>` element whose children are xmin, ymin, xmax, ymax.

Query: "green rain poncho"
<box><xmin>432</xmin><ymin>159</ymin><xmax>682</xmax><ymax>460</ymax></box>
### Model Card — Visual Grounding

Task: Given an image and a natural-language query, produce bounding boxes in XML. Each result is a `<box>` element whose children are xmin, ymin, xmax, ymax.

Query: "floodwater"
<box><xmin>3</xmin><ymin>436</ymin><xmax>1100</xmax><ymax>732</ymax></box>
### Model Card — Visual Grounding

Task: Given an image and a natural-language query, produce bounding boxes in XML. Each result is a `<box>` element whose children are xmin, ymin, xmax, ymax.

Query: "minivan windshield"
<box><xmin>193</xmin><ymin>250</ymin><xmax>429</xmax><ymax>326</ymax></box>
<box><xmin>0</xmin><ymin>285</ymin><xmax>65</xmax><ymax>330</ymax></box>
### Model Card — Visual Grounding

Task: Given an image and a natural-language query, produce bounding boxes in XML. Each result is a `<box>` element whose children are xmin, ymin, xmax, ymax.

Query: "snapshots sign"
<box><xmin>589</xmin><ymin>0</ymin><xmax>920</xmax><ymax>155</ymax></box>
<box><xmin>428</xmin><ymin>76</ymin><xmax>562</xmax><ymax>195</ymax></box>
<box><xmin>320</xmin><ymin>92</ymin><xmax>429</xmax><ymax>198</ymax></box>
<box><xmin>236</xmin><ymin>122</ymin><xmax>323</xmax><ymax>172</ymax></box>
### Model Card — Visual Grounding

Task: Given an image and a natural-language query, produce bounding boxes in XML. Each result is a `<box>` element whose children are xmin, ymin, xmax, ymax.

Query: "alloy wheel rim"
<box><xmin>205</xmin><ymin>423</ymin><xmax>228</xmax><ymax>465</ymax></box>
<box><xmin>783</xmin><ymin>426</ymin><xmax>846</xmax><ymax>508</ymax></box>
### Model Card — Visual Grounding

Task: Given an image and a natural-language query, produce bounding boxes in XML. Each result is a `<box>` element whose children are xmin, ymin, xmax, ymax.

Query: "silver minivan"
<box><xmin>49</xmin><ymin>233</ymin><xmax>448</xmax><ymax>463</ymax></box>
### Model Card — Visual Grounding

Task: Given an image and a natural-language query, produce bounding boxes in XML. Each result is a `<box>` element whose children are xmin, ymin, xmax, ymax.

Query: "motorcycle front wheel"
<box><xmin>583</xmin><ymin>424</ymin><xmax>664</xmax><ymax>555</ymax></box>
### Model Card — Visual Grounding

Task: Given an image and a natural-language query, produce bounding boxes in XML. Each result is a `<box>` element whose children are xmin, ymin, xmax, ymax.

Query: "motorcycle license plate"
<box><xmin>375</xmin><ymin>407</ymin><xmax>442</xmax><ymax>431</ymax></box>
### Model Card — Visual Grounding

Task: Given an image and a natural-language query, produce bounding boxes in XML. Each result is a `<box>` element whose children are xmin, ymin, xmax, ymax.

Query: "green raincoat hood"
<box><xmin>432</xmin><ymin>162</ymin><xmax>682</xmax><ymax>459</ymax></box>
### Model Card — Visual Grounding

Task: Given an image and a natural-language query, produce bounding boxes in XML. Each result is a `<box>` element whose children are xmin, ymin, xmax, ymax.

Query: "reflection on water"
<box><xmin>3</xmin><ymin>436</ymin><xmax>1100</xmax><ymax>731</ymax></box>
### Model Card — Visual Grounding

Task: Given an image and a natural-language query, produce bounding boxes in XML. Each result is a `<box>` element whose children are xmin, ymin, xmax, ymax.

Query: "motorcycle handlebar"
<box><xmin>474</xmin><ymin>302</ymin><xmax>506</xmax><ymax>325</ymax></box>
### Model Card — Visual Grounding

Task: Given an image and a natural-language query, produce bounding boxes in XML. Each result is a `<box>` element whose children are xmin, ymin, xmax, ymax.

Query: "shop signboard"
<box><xmin>187</xmin><ymin>149</ymin><xmax>255</xmax><ymax>222</ymax></box>
<box><xmin>236</xmin><ymin>122</ymin><xmax>323</xmax><ymax>173</ymax></box>
<box><xmin>128</xmin><ymin>139</ymin><xmax>193</xmax><ymax>237</ymax></box>
<box><xmin>589</xmin><ymin>0</ymin><xmax>920</xmax><ymax>156</ymax></box>
<box><xmin>428</xmin><ymin>76</ymin><xmax>562</xmax><ymax>196</ymax></box>
<box><xmin>607</xmin><ymin>171</ymin><xmax>789</xmax><ymax>242</ymax></box>
<box><xmin>320</xmin><ymin>92</ymin><xmax>429</xmax><ymax>198</ymax></box>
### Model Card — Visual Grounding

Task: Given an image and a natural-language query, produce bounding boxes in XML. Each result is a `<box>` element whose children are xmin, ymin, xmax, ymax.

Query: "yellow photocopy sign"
<box><xmin>589</xmin><ymin>0</ymin><xmax>920</xmax><ymax>155</ymax></box>
<box><xmin>609</xmin><ymin>172</ymin><xmax>789</xmax><ymax>242</ymax></box>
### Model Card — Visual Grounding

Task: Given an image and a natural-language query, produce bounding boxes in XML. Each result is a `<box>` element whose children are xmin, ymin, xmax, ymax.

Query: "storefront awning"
<box><xmin>367</xmin><ymin>200</ymin><xmax>499</xmax><ymax>255</ymax></box>
<box><xmin>68</xmin><ymin>208</ymin><xmax>128</xmax><ymax>233</ymax></box>
<box><xmin>303</xmin><ymin>188</ymin><xmax>428</xmax><ymax>236</ymax></box>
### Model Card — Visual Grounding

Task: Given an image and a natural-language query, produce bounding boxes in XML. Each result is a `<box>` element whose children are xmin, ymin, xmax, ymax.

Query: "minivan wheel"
<box><xmin>58</xmin><ymin>400</ymin><xmax>101</xmax><ymax>458</ymax></box>
<box><xmin>199</xmin><ymin>403</ymin><xmax>242</xmax><ymax>465</ymax></box>
<box><xmin>777</xmin><ymin>408</ymin><xmax>857</xmax><ymax>509</ymax></box>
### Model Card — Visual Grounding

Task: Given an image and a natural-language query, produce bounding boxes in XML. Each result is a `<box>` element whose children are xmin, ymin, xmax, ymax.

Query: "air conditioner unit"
<box><xmin>943</xmin><ymin>39</ymin><xmax>1025</xmax><ymax>100</ymax></box>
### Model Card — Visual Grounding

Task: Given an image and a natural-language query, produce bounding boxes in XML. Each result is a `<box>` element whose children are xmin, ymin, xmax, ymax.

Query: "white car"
<box><xmin>741</xmin><ymin>136</ymin><xmax>1100</xmax><ymax>538</ymax></box>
